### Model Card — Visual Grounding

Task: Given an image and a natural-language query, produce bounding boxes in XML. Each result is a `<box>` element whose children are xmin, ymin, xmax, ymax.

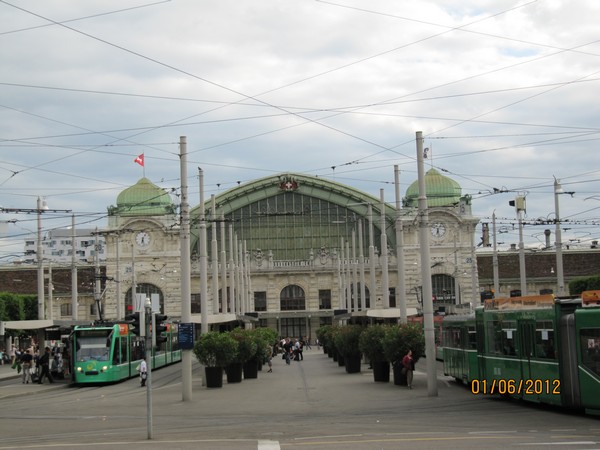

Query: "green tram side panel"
<box><xmin>477</xmin><ymin>306</ymin><xmax>562</xmax><ymax>407</ymax></box>
<box><xmin>575</xmin><ymin>307</ymin><xmax>600</xmax><ymax>414</ymax></box>
<box><xmin>441</xmin><ymin>314</ymin><xmax>477</xmax><ymax>385</ymax></box>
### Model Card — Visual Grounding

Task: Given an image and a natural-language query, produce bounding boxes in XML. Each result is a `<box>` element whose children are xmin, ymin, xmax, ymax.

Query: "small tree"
<box><xmin>382</xmin><ymin>323</ymin><xmax>425</xmax><ymax>366</ymax></box>
<box><xmin>334</xmin><ymin>325</ymin><xmax>363</xmax><ymax>358</ymax></box>
<box><xmin>193</xmin><ymin>331</ymin><xmax>238</xmax><ymax>367</ymax></box>
<box><xmin>252</xmin><ymin>327</ymin><xmax>278</xmax><ymax>360</ymax></box>
<box><xmin>230</xmin><ymin>328</ymin><xmax>258</xmax><ymax>363</ymax></box>
<box><xmin>359</xmin><ymin>325</ymin><xmax>389</xmax><ymax>363</ymax></box>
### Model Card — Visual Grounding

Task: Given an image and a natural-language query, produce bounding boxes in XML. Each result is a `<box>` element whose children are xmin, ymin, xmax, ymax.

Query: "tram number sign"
<box><xmin>178</xmin><ymin>322</ymin><xmax>195</xmax><ymax>350</ymax></box>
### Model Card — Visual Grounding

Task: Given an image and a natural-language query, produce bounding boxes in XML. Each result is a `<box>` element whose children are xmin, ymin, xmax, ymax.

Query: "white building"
<box><xmin>24</xmin><ymin>229</ymin><xmax>106</xmax><ymax>264</ymax></box>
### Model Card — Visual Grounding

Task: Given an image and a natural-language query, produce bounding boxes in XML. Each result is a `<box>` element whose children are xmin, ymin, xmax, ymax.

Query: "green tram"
<box><xmin>442</xmin><ymin>291</ymin><xmax>600</xmax><ymax>415</ymax></box>
<box><xmin>69</xmin><ymin>322</ymin><xmax>182</xmax><ymax>385</ymax></box>
<box><xmin>440</xmin><ymin>313</ymin><xmax>477</xmax><ymax>384</ymax></box>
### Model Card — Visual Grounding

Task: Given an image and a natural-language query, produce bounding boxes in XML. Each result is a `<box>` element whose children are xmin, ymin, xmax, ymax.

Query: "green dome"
<box><xmin>403</xmin><ymin>168</ymin><xmax>462</xmax><ymax>207</ymax></box>
<box><xmin>110</xmin><ymin>178</ymin><xmax>175</xmax><ymax>216</ymax></box>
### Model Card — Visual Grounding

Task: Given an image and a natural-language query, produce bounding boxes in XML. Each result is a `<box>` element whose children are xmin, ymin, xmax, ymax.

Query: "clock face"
<box><xmin>431</xmin><ymin>222</ymin><xmax>446</xmax><ymax>238</ymax></box>
<box><xmin>135</xmin><ymin>231</ymin><xmax>151</xmax><ymax>247</ymax></box>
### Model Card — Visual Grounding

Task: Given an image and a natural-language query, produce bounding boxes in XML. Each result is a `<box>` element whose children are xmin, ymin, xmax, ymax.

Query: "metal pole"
<box><xmin>554</xmin><ymin>178</ymin><xmax>566</xmax><ymax>296</ymax></box>
<box><xmin>145</xmin><ymin>299</ymin><xmax>153</xmax><ymax>439</ymax></box>
<box><xmin>518</xmin><ymin>204</ymin><xmax>527</xmax><ymax>295</ymax></box>
<box><xmin>71</xmin><ymin>214</ymin><xmax>78</xmax><ymax>320</ymax></box>
<box><xmin>352</xmin><ymin>229</ymin><xmax>358</xmax><ymax>312</ymax></box>
<box><xmin>179</xmin><ymin>136</ymin><xmax>193</xmax><ymax>402</ymax></box>
<box><xmin>37</xmin><ymin>197</ymin><xmax>45</xmax><ymax>320</ymax></box>
<box><xmin>416</xmin><ymin>131</ymin><xmax>437</xmax><ymax>397</ymax></box>
<box><xmin>358</xmin><ymin>219</ymin><xmax>366</xmax><ymax>311</ymax></box>
<box><xmin>380</xmin><ymin>189</ymin><xmax>389</xmax><ymax>309</ymax></box>
<box><xmin>199</xmin><ymin>168</ymin><xmax>208</xmax><ymax>332</ymax></box>
<box><xmin>368</xmin><ymin>204</ymin><xmax>376</xmax><ymax>309</ymax></box>
<box><xmin>394</xmin><ymin>165</ymin><xmax>407</xmax><ymax>323</ymax></box>
<box><xmin>492</xmin><ymin>212</ymin><xmax>500</xmax><ymax>296</ymax></box>
<box><xmin>220</xmin><ymin>213</ymin><xmax>228</xmax><ymax>313</ymax></box>
<box><xmin>211</xmin><ymin>195</ymin><xmax>219</xmax><ymax>314</ymax></box>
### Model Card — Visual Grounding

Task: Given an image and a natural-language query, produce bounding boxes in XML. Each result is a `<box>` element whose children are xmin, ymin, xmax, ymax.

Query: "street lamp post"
<box><xmin>553</xmin><ymin>178</ymin><xmax>574</xmax><ymax>296</ymax></box>
<box><xmin>37</xmin><ymin>197</ymin><xmax>48</xmax><ymax>319</ymax></box>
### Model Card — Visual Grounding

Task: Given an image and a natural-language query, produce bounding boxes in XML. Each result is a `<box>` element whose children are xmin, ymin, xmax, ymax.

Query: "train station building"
<box><xmin>2</xmin><ymin>170</ymin><xmax>599</xmax><ymax>338</ymax></box>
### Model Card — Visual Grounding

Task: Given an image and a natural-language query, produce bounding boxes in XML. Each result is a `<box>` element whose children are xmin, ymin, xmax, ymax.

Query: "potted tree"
<box><xmin>229</xmin><ymin>328</ymin><xmax>259</xmax><ymax>379</ymax></box>
<box><xmin>359</xmin><ymin>324</ymin><xmax>390</xmax><ymax>382</ymax></box>
<box><xmin>252</xmin><ymin>327</ymin><xmax>278</xmax><ymax>370</ymax></box>
<box><xmin>193</xmin><ymin>331</ymin><xmax>238</xmax><ymax>388</ymax></box>
<box><xmin>334</xmin><ymin>325</ymin><xmax>363</xmax><ymax>373</ymax></box>
<box><xmin>382</xmin><ymin>323</ymin><xmax>425</xmax><ymax>386</ymax></box>
<box><xmin>316</xmin><ymin>325</ymin><xmax>332</xmax><ymax>355</ymax></box>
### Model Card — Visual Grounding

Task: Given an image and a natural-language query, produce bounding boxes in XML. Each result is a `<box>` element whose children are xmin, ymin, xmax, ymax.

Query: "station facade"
<box><xmin>102</xmin><ymin>170</ymin><xmax>480</xmax><ymax>338</ymax></box>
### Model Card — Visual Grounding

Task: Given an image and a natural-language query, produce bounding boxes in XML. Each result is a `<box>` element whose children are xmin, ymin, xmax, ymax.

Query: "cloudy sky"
<box><xmin>1</xmin><ymin>0</ymin><xmax>599</xmax><ymax>261</ymax></box>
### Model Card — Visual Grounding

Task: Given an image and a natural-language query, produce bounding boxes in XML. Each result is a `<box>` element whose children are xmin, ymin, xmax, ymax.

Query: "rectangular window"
<box><xmin>191</xmin><ymin>293</ymin><xmax>202</xmax><ymax>314</ymax></box>
<box><xmin>580</xmin><ymin>328</ymin><xmax>600</xmax><ymax>378</ymax></box>
<box><xmin>319</xmin><ymin>289</ymin><xmax>331</xmax><ymax>309</ymax></box>
<box><xmin>254</xmin><ymin>291</ymin><xmax>267</xmax><ymax>311</ymax></box>
<box><xmin>60</xmin><ymin>303</ymin><xmax>72</xmax><ymax>317</ymax></box>
<box><xmin>389</xmin><ymin>287</ymin><xmax>396</xmax><ymax>308</ymax></box>
<box><xmin>535</xmin><ymin>320</ymin><xmax>555</xmax><ymax>359</ymax></box>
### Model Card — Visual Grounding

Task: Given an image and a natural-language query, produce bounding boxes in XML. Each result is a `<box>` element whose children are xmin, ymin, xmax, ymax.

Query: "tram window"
<box><xmin>503</xmin><ymin>332</ymin><xmax>516</xmax><ymax>355</ymax></box>
<box><xmin>535</xmin><ymin>321</ymin><xmax>555</xmax><ymax>359</ymax></box>
<box><xmin>452</xmin><ymin>329</ymin><xmax>461</xmax><ymax>348</ymax></box>
<box><xmin>76</xmin><ymin>335</ymin><xmax>110</xmax><ymax>362</ymax></box>
<box><xmin>112</xmin><ymin>338</ymin><xmax>120</xmax><ymax>365</ymax></box>
<box><xmin>502</xmin><ymin>324</ymin><xmax>517</xmax><ymax>356</ymax></box>
<box><xmin>580</xmin><ymin>329</ymin><xmax>600</xmax><ymax>378</ymax></box>
<box><xmin>467</xmin><ymin>326</ymin><xmax>477</xmax><ymax>350</ymax></box>
<box><xmin>487</xmin><ymin>321</ymin><xmax>503</xmax><ymax>355</ymax></box>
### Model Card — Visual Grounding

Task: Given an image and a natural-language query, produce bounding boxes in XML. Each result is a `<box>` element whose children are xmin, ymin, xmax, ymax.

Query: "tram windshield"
<box><xmin>75</xmin><ymin>329</ymin><xmax>111</xmax><ymax>362</ymax></box>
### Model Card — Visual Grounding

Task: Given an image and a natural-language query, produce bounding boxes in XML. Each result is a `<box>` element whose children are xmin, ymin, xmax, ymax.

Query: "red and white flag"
<box><xmin>134</xmin><ymin>153</ymin><xmax>144</xmax><ymax>167</ymax></box>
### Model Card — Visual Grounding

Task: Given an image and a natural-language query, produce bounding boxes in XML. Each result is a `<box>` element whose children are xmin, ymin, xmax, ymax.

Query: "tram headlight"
<box><xmin>76</xmin><ymin>367</ymin><xmax>82</xmax><ymax>373</ymax></box>
<box><xmin>101</xmin><ymin>366</ymin><xmax>108</xmax><ymax>372</ymax></box>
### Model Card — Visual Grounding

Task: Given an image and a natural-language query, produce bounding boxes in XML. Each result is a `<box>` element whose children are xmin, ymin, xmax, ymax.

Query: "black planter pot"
<box><xmin>372</xmin><ymin>361</ymin><xmax>390</xmax><ymax>382</ymax></box>
<box><xmin>337</xmin><ymin>353</ymin><xmax>345</xmax><ymax>367</ymax></box>
<box><xmin>225</xmin><ymin>362</ymin><xmax>243</xmax><ymax>383</ymax></box>
<box><xmin>205</xmin><ymin>366</ymin><xmax>224</xmax><ymax>388</ymax></box>
<box><xmin>332</xmin><ymin>351</ymin><xmax>338</xmax><ymax>362</ymax></box>
<box><xmin>243</xmin><ymin>359</ymin><xmax>259</xmax><ymax>379</ymax></box>
<box><xmin>392</xmin><ymin>363</ymin><xmax>408</xmax><ymax>386</ymax></box>
<box><xmin>344</xmin><ymin>354</ymin><xmax>361</xmax><ymax>373</ymax></box>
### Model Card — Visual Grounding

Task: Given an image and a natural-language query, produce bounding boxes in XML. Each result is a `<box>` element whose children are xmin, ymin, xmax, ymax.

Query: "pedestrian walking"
<box><xmin>37</xmin><ymin>347</ymin><xmax>54</xmax><ymax>384</ymax></box>
<box><xmin>20</xmin><ymin>349</ymin><xmax>33</xmax><ymax>384</ymax></box>
<box><xmin>139</xmin><ymin>358</ymin><xmax>147</xmax><ymax>387</ymax></box>
<box><xmin>402</xmin><ymin>349</ymin><xmax>415</xmax><ymax>389</ymax></box>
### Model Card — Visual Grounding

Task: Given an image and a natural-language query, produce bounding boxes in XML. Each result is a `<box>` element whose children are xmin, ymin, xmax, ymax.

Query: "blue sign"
<box><xmin>178</xmin><ymin>322</ymin><xmax>195</xmax><ymax>350</ymax></box>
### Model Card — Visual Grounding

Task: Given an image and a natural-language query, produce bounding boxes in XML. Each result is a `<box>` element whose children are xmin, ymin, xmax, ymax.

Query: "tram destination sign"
<box><xmin>178</xmin><ymin>322</ymin><xmax>194</xmax><ymax>350</ymax></box>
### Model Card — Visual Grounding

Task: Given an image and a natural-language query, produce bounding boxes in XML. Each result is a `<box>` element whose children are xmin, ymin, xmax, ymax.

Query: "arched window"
<box><xmin>280</xmin><ymin>285</ymin><xmax>305</xmax><ymax>311</ymax></box>
<box><xmin>125</xmin><ymin>284</ymin><xmax>164</xmax><ymax>313</ymax></box>
<box><xmin>432</xmin><ymin>274</ymin><xmax>456</xmax><ymax>304</ymax></box>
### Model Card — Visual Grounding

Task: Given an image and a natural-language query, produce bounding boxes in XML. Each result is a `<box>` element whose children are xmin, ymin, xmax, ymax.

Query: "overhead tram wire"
<box><xmin>0</xmin><ymin>0</ymin><xmax>560</xmax><ymax>174</ymax></box>
<box><xmin>4</xmin><ymin>3</ymin><xmax>597</xmax><ymax>199</ymax></box>
<box><xmin>0</xmin><ymin>1</ymin><xmax>171</xmax><ymax>37</ymax></box>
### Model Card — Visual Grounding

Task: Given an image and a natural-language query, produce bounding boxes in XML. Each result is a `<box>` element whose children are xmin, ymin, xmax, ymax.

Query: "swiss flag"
<box><xmin>134</xmin><ymin>153</ymin><xmax>144</xmax><ymax>167</ymax></box>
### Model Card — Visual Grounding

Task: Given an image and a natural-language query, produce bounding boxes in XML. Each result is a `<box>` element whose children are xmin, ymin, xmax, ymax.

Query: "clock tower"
<box><xmin>104</xmin><ymin>178</ymin><xmax>180</xmax><ymax>320</ymax></box>
<box><xmin>403</xmin><ymin>168</ymin><xmax>480</xmax><ymax>313</ymax></box>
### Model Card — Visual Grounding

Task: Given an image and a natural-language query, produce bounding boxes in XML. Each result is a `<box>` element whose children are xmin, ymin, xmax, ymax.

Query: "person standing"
<box><xmin>139</xmin><ymin>358</ymin><xmax>147</xmax><ymax>387</ymax></box>
<box><xmin>402</xmin><ymin>350</ymin><xmax>414</xmax><ymax>389</ymax></box>
<box><xmin>38</xmin><ymin>347</ymin><xmax>54</xmax><ymax>384</ymax></box>
<box><xmin>21</xmin><ymin>350</ymin><xmax>33</xmax><ymax>384</ymax></box>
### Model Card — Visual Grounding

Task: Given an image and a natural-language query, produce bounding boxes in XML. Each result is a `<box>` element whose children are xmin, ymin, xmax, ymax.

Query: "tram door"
<box><xmin>518</xmin><ymin>319</ymin><xmax>535</xmax><ymax>383</ymax></box>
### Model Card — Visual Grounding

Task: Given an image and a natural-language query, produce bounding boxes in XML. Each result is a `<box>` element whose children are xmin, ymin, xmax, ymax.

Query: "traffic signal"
<box><xmin>154</xmin><ymin>313</ymin><xmax>168</xmax><ymax>346</ymax></box>
<box><xmin>126</xmin><ymin>312</ymin><xmax>141</xmax><ymax>336</ymax></box>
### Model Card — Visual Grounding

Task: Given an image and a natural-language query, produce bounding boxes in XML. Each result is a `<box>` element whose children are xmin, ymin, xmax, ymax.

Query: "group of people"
<box><xmin>279</xmin><ymin>337</ymin><xmax>309</xmax><ymax>365</ymax></box>
<box><xmin>11</xmin><ymin>344</ymin><xmax>69</xmax><ymax>384</ymax></box>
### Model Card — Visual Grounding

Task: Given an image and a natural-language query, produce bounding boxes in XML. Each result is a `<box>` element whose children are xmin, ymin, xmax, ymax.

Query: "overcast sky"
<box><xmin>1</xmin><ymin>0</ymin><xmax>599</xmax><ymax>261</ymax></box>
